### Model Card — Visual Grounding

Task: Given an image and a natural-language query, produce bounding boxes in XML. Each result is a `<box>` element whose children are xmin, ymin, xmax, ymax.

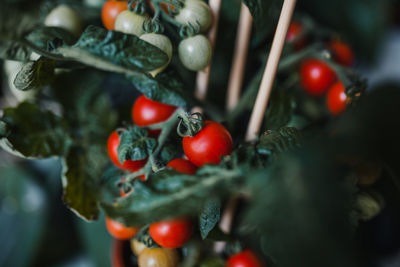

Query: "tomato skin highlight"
<box><xmin>326</xmin><ymin>81</ymin><xmax>347</xmax><ymax>115</ymax></box>
<box><xmin>227</xmin><ymin>250</ymin><xmax>264</xmax><ymax>267</ymax></box>
<box><xmin>138</xmin><ymin>247</ymin><xmax>179</xmax><ymax>267</ymax></box>
<box><xmin>167</xmin><ymin>158</ymin><xmax>197</xmax><ymax>174</ymax></box>
<box><xmin>107</xmin><ymin>131</ymin><xmax>147</xmax><ymax>172</ymax></box>
<box><xmin>102</xmin><ymin>0</ymin><xmax>128</xmax><ymax>30</ymax></box>
<box><xmin>149</xmin><ymin>217</ymin><xmax>193</xmax><ymax>248</ymax></box>
<box><xmin>183</xmin><ymin>121</ymin><xmax>233</xmax><ymax>167</ymax></box>
<box><xmin>132</xmin><ymin>95</ymin><xmax>177</xmax><ymax>134</ymax></box>
<box><xmin>300</xmin><ymin>59</ymin><xmax>336</xmax><ymax>97</ymax></box>
<box><xmin>106</xmin><ymin>216</ymin><xmax>138</xmax><ymax>240</ymax></box>
<box><xmin>328</xmin><ymin>40</ymin><xmax>354</xmax><ymax>67</ymax></box>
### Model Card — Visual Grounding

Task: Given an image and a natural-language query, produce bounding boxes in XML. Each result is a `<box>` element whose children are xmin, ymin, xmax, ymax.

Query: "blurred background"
<box><xmin>1</xmin><ymin>0</ymin><xmax>400</xmax><ymax>266</ymax></box>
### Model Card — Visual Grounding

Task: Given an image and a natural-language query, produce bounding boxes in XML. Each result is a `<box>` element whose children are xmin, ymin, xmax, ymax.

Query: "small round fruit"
<box><xmin>107</xmin><ymin>131</ymin><xmax>147</xmax><ymax>171</ymax></box>
<box><xmin>130</xmin><ymin>239</ymin><xmax>147</xmax><ymax>256</ymax></box>
<box><xmin>132</xmin><ymin>95</ymin><xmax>177</xmax><ymax>135</ymax></box>
<box><xmin>300</xmin><ymin>59</ymin><xmax>336</xmax><ymax>97</ymax></box>
<box><xmin>167</xmin><ymin>158</ymin><xmax>197</xmax><ymax>174</ymax></box>
<box><xmin>286</xmin><ymin>21</ymin><xmax>306</xmax><ymax>50</ymax></box>
<box><xmin>140</xmin><ymin>33</ymin><xmax>173</xmax><ymax>76</ymax></box>
<box><xmin>102</xmin><ymin>0</ymin><xmax>128</xmax><ymax>30</ymax></box>
<box><xmin>326</xmin><ymin>81</ymin><xmax>347</xmax><ymax>115</ymax></box>
<box><xmin>111</xmin><ymin>240</ymin><xmax>125</xmax><ymax>267</ymax></box>
<box><xmin>138</xmin><ymin>247</ymin><xmax>179</xmax><ymax>267</ymax></box>
<box><xmin>183</xmin><ymin>121</ymin><xmax>233</xmax><ymax>167</ymax></box>
<box><xmin>106</xmin><ymin>216</ymin><xmax>138</xmax><ymax>240</ymax></box>
<box><xmin>149</xmin><ymin>217</ymin><xmax>193</xmax><ymax>248</ymax></box>
<box><xmin>328</xmin><ymin>40</ymin><xmax>354</xmax><ymax>67</ymax></box>
<box><xmin>114</xmin><ymin>10</ymin><xmax>147</xmax><ymax>36</ymax></box>
<box><xmin>227</xmin><ymin>250</ymin><xmax>264</xmax><ymax>267</ymax></box>
<box><xmin>179</xmin><ymin>35</ymin><xmax>212</xmax><ymax>71</ymax></box>
<box><xmin>174</xmin><ymin>0</ymin><xmax>212</xmax><ymax>32</ymax></box>
<box><xmin>44</xmin><ymin>5</ymin><xmax>83</xmax><ymax>36</ymax></box>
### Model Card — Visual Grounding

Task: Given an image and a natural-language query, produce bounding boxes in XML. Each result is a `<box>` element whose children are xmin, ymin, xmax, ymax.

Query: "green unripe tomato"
<box><xmin>179</xmin><ymin>35</ymin><xmax>211</xmax><ymax>71</ymax></box>
<box><xmin>44</xmin><ymin>5</ymin><xmax>83</xmax><ymax>37</ymax></box>
<box><xmin>174</xmin><ymin>0</ymin><xmax>212</xmax><ymax>32</ymax></box>
<box><xmin>114</xmin><ymin>10</ymin><xmax>147</xmax><ymax>36</ymax></box>
<box><xmin>140</xmin><ymin>33</ymin><xmax>173</xmax><ymax>77</ymax></box>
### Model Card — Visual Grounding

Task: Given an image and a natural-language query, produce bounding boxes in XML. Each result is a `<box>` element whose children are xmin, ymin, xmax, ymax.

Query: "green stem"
<box><xmin>151</xmin><ymin>0</ymin><xmax>184</xmax><ymax>28</ymax></box>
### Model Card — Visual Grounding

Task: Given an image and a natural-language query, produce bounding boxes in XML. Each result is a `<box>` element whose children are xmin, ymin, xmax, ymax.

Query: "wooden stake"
<box><xmin>194</xmin><ymin>0</ymin><xmax>222</xmax><ymax>102</ymax></box>
<box><xmin>226</xmin><ymin>4</ymin><xmax>253</xmax><ymax>111</ymax></box>
<box><xmin>216</xmin><ymin>0</ymin><xmax>297</xmax><ymax>253</ymax></box>
<box><xmin>245</xmin><ymin>0</ymin><xmax>297</xmax><ymax>141</ymax></box>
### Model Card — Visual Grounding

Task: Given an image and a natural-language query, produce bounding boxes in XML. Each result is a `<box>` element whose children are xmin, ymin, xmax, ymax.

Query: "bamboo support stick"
<box><xmin>245</xmin><ymin>0</ymin><xmax>297</xmax><ymax>141</ymax></box>
<box><xmin>226</xmin><ymin>4</ymin><xmax>253</xmax><ymax>111</ymax></box>
<box><xmin>216</xmin><ymin>0</ymin><xmax>297</xmax><ymax>253</ymax></box>
<box><xmin>194</xmin><ymin>0</ymin><xmax>222</xmax><ymax>102</ymax></box>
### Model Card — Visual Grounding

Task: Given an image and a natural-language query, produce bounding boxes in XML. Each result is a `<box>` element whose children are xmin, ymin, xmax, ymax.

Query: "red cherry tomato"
<box><xmin>111</xmin><ymin>240</ymin><xmax>125</xmax><ymax>267</ymax></box>
<box><xmin>132</xmin><ymin>95</ymin><xmax>177</xmax><ymax>136</ymax></box>
<box><xmin>328</xmin><ymin>40</ymin><xmax>354</xmax><ymax>67</ymax></box>
<box><xmin>300</xmin><ymin>59</ymin><xmax>336</xmax><ymax>97</ymax></box>
<box><xmin>167</xmin><ymin>158</ymin><xmax>197</xmax><ymax>174</ymax></box>
<box><xmin>326</xmin><ymin>81</ymin><xmax>347</xmax><ymax>115</ymax></box>
<box><xmin>149</xmin><ymin>217</ymin><xmax>193</xmax><ymax>248</ymax></box>
<box><xmin>183</xmin><ymin>121</ymin><xmax>233</xmax><ymax>167</ymax></box>
<box><xmin>106</xmin><ymin>216</ymin><xmax>138</xmax><ymax>240</ymax></box>
<box><xmin>107</xmin><ymin>131</ymin><xmax>147</xmax><ymax>172</ymax></box>
<box><xmin>102</xmin><ymin>0</ymin><xmax>128</xmax><ymax>30</ymax></box>
<box><xmin>227</xmin><ymin>250</ymin><xmax>264</xmax><ymax>267</ymax></box>
<box><xmin>286</xmin><ymin>21</ymin><xmax>305</xmax><ymax>50</ymax></box>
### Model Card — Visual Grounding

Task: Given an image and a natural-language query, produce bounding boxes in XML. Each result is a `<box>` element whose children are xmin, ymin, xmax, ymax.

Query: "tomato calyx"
<box><xmin>128</xmin><ymin>0</ymin><xmax>146</xmax><ymax>14</ymax></box>
<box><xmin>177</xmin><ymin>112</ymin><xmax>205</xmax><ymax>137</ymax></box>
<box><xmin>134</xmin><ymin>224</ymin><xmax>160</xmax><ymax>249</ymax></box>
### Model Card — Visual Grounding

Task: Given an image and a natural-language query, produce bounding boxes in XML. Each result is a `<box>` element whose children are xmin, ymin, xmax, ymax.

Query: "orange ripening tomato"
<box><xmin>106</xmin><ymin>216</ymin><xmax>138</xmax><ymax>240</ymax></box>
<box><xmin>102</xmin><ymin>0</ymin><xmax>129</xmax><ymax>30</ymax></box>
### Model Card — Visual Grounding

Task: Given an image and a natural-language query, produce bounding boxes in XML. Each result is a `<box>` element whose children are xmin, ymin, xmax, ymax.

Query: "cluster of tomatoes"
<box><xmin>101</xmin><ymin>0</ymin><xmax>213</xmax><ymax>74</ymax></box>
<box><xmin>286</xmin><ymin>21</ymin><xmax>355</xmax><ymax>116</ymax></box>
<box><xmin>105</xmin><ymin>95</ymin><xmax>264</xmax><ymax>267</ymax></box>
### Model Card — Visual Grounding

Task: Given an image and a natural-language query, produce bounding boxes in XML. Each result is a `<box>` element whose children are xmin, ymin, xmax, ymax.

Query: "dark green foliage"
<box><xmin>118</xmin><ymin>127</ymin><xmax>156</xmax><ymax>163</ymax></box>
<box><xmin>13</xmin><ymin>57</ymin><xmax>55</xmax><ymax>91</ymax></box>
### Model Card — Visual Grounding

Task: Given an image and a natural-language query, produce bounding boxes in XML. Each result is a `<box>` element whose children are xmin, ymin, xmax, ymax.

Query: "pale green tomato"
<box><xmin>44</xmin><ymin>5</ymin><xmax>83</xmax><ymax>37</ymax></box>
<box><xmin>174</xmin><ymin>0</ymin><xmax>212</xmax><ymax>32</ymax></box>
<box><xmin>140</xmin><ymin>33</ymin><xmax>173</xmax><ymax>77</ymax></box>
<box><xmin>179</xmin><ymin>35</ymin><xmax>211</xmax><ymax>71</ymax></box>
<box><xmin>114</xmin><ymin>10</ymin><xmax>147</xmax><ymax>36</ymax></box>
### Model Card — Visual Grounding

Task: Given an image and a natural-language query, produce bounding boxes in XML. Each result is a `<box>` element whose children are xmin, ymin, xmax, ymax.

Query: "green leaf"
<box><xmin>264</xmin><ymin>90</ymin><xmax>296</xmax><ymax>130</ymax></box>
<box><xmin>257</xmin><ymin>127</ymin><xmax>302</xmax><ymax>158</ymax></box>
<box><xmin>13</xmin><ymin>57</ymin><xmax>55</xmax><ymax>91</ymax></box>
<box><xmin>58</xmin><ymin>25</ymin><xmax>169</xmax><ymax>73</ymax></box>
<box><xmin>62</xmin><ymin>146</ymin><xmax>103</xmax><ymax>221</ymax></box>
<box><xmin>241</xmin><ymin>149</ymin><xmax>357</xmax><ymax>267</ymax></box>
<box><xmin>199</xmin><ymin>198</ymin><xmax>221</xmax><ymax>239</ymax></box>
<box><xmin>100</xmin><ymin>168</ymin><xmax>241</xmax><ymax>226</ymax></box>
<box><xmin>0</xmin><ymin>41</ymin><xmax>31</xmax><ymax>61</ymax></box>
<box><xmin>26</xmin><ymin>26</ymin><xmax>77</xmax><ymax>52</ymax></box>
<box><xmin>0</xmin><ymin>102</ymin><xmax>71</xmax><ymax>158</ymax></box>
<box><xmin>118</xmin><ymin>126</ymin><xmax>156</xmax><ymax>163</ymax></box>
<box><xmin>127</xmin><ymin>69</ymin><xmax>191</xmax><ymax>107</ymax></box>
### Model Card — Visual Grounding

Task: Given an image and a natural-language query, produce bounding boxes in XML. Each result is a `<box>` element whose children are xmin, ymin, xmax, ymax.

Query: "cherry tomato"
<box><xmin>132</xmin><ymin>95</ymin><xmax>177</xmax><ymax>136</ymax></box>
<box><xmin>130</xmin><ymin>239</ymin><xmax>147</xmax><ymax>256</ymax></box>
<box><xmin>167</xmin><ymin>158</ymin><xmax>197</xmax><ymax>174</ymax></box>
<box><xmin>114</xmin><ymin>10</ymin><xmax>147</xmax><ymax>36</ymax></box>
<box><xmin>44</xmin><ymin>5</ymin><xmax>83</xmax><ymax>36</ymax></box>
<box><xmin>179</xmin><ymin>35</ymin><xmax>212</xmax><ymax>71</ymax></box>
<box><xmin>286</xmin><ymin>21</ymin><xmax>305</xmax><ymax>50</ymax></box>
<box><xmin>107</xmin><ymin>131</ymin><xmax>147</xmax><ymax>172</ymax></box>
<box><xmin>138</xmin><ymin>247</ymin><xmax>179</xmax><ymax>267</ymax></box>
<box><xmin>140</xmin><ymin>33</ymin><xmax>173</xmax><ymax>77</ymax></box>
<box><xmin>300</xmin><ymin>59</ymin><xmax>336</xmax><ymax>97</ymax></box>
<box><xmin>227</xmin><ymin>250</ymin><xmax>264</xmax><ymax>267</ymax></box>
<box><xmin>326</xmin><ymin>81</ymin><xmax>347</xmax><ymax>115</ymax></box>
<box><xmin>183</xmin><ymin>121</ymin><xmax>233</xmax><ymax>167</ymax></box>
<box><xmin>106</xmin><ymin>216</ymin><xmax>138</xmax><ymax>240</ymax></box>
<box><xmin>111</xmin><ymin>240</ymin><xmax>125</xmax><ymax>267</ymax></box>
<box><xmin>328</xmin><ymin>40</ymin><xmax>354</xmax><ymax>67</ymax></box>
<box><xmin>149</xmin><ymin>217</ymin><xmax>193</xmax><ymax>248</ymax></box>
<box><xmin>102</xmin><ymin>0</ymin><xmax>128</xmax><ymax>30</ymax></box>
<box><xmin>174</xmin><ymin>0</ymin><xmax>212</xmax><ymax>32</ymax></box>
